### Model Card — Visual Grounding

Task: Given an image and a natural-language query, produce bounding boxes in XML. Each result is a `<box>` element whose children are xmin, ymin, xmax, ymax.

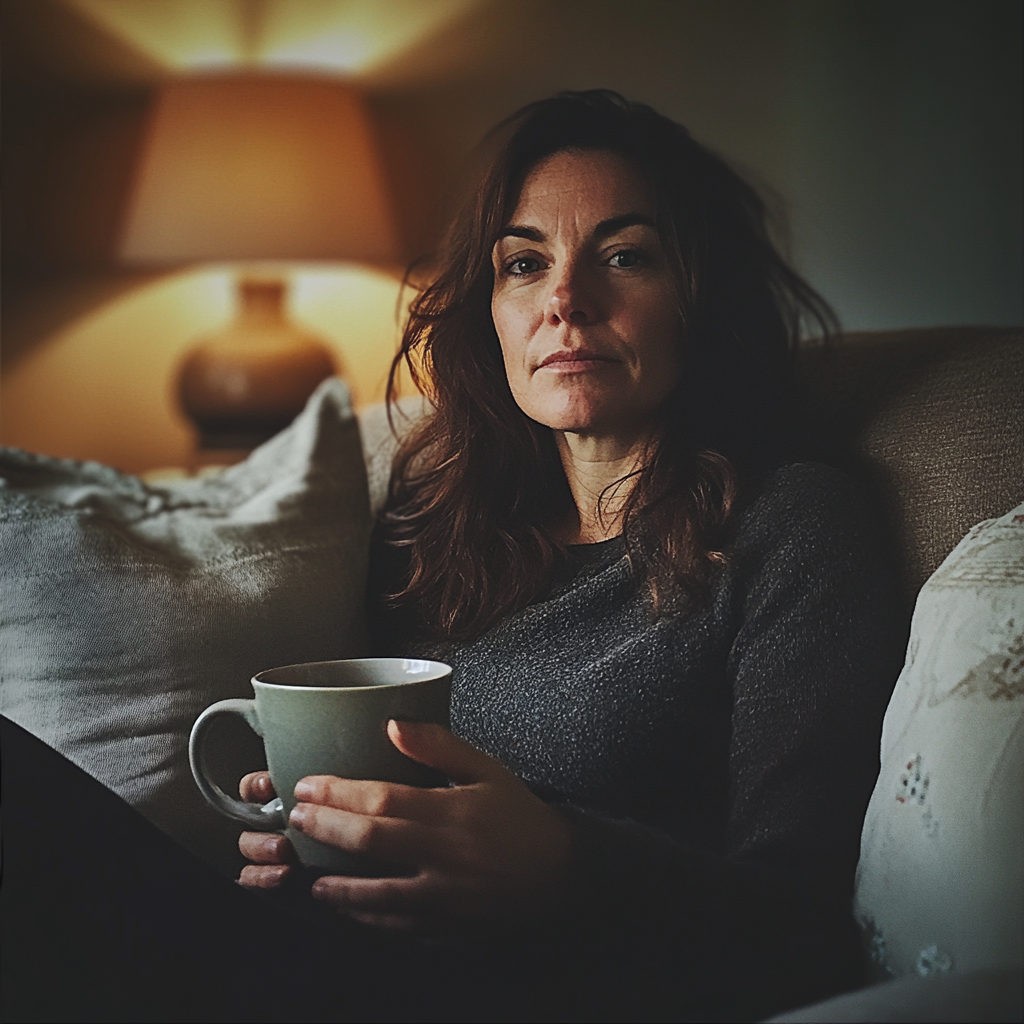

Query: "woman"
<box><xmin>237</xmin><ymin>92</ymin><xmax>903</xmax><ymax>1020</ymax></box>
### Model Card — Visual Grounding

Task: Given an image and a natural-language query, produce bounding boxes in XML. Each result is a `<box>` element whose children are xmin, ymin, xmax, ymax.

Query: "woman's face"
<box><xmin>491</xmin><ymin>148</ymin><xmax>682</xmax><ymax>442</ymax></box>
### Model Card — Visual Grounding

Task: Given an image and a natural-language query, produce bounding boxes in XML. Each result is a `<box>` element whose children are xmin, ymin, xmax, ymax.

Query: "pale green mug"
<box><xmin>189</xmin><ymin>658</ymin><xmax>452</xmax><ymax>876</ymax></box>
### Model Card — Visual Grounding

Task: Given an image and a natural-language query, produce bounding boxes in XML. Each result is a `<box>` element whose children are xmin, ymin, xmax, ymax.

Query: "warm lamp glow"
<box><xmin>69</xmin><ymin>0</ymin><xmax>243</xmax><ymax>72</ymax></box>
<box><xmin>119</xmin><ymin>76</ymin><xmax>399</xmax><ymax>263</ymax></box>
<box><xmin>68</xmin><ymin>0</ymin><xmax>485</xmax><ymax>76</ymax></box>
<box><xmin>117</xmin><ymin>74</ymin><xmax>402</xmax><ymax>457</ymax></box>
<box><xmin>0</xmin><ymin>265</ymin><xmax>409</xmax><ymax>475</ymax></box>
<box><xmin>255</xmin><ymin>0</ymin><xmax>483</xmax><ymax>75</ymax></box>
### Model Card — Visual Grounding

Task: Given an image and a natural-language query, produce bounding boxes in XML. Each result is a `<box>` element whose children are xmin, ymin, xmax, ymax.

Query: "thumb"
<box><xmin>387</xmin><ymin>720</ymin><xmax>510</xmax><ymax>786</ymax></box>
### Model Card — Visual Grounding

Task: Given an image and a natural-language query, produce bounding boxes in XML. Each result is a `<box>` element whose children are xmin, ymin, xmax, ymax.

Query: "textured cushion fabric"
<box><xmin>853</xmin><ymin>503</ymin><xmax>1024</xmax><ymax>981</ymax></box>
<box><xmin>796</xmin><ymin>327</ymin><xmax>1024</xmax><ymax>610</ymax></box>
<box><xmin>356</xmin><ymin>394</ymin><xmax>432</xmax><ymax>516</ymax></box>
<box><xmin>0</xmin><ymin>378</ymin><xmax>371</xmax><ymax>875</ymax></box>
<box><xmin>765</xmin><ymin>966</ymin><xmax>1023</xmax><ymax>1023</ymax></box>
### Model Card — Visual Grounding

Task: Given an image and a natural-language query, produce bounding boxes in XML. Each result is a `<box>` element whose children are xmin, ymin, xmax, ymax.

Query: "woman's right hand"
<box><xmin>237</xmin><ymin>771</ymin><xmax>296</xmax><ymax>889</ymax></box>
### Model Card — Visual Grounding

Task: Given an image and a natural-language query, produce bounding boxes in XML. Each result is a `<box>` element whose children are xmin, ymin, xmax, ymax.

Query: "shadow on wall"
<box><xmin>783</xmin><ymin>0</ymin><xmax>1024</xmax><ymax>330</ymax></box>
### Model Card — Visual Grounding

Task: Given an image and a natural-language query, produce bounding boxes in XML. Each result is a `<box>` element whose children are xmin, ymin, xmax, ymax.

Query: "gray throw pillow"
<box><xmin>0</xmin><ymin>378</ymin><xmax>371</xmax><ymax>876</ymax></box>
<box><xmin>357</xmin><ymin>393</ymin><xmax>432</xmax><ymax>516</ymax></box>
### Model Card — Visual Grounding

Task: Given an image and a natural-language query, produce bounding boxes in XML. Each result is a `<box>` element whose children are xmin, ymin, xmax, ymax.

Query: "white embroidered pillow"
<box><xmin>854</xmin><ymin>502</ymin><xmax>1024</xmax><ymax>979</ymax></box>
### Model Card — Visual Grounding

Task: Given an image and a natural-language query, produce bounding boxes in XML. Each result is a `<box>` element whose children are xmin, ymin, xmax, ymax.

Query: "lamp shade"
<box><xmin>120</xmin><ymin>76</ymin><xmax>399</xmax><ymax>263</ymax></box>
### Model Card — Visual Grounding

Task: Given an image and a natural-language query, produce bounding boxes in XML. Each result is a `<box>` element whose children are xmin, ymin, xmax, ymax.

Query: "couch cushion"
<box><xmin>797</xmin><ymin>327</ymin><xmax>1024</xmax><ymax>610</ymax></box>
<box><xmin>766</xmin><ymin>966</ymin><xmax>1023</xmax><ymax>1023</ymax></box>
<box><xmin>853</xmin><ymin>502</ymin><xmax>1024</xmax><ymax>980</ymax></box>
<box><xmin>0</xmin><ymin>378</ymin><xmax>371</xmax><ymax>876</ymax></box>
<box><xmin>357</xmin><ymin>393</ymin><xmax>432</xmax><ymax>517</ymax></box>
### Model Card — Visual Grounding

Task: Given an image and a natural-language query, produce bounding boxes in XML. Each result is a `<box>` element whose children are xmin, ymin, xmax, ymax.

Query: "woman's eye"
<box><xmin>507</xmin><ymin>256</ymin><xmax>543</xmax><ymax>275</ymax></box>
<box><xmin>608</xmin><ymin>250</ymin><xmax>641</xmax><ymax>269</ymax></box>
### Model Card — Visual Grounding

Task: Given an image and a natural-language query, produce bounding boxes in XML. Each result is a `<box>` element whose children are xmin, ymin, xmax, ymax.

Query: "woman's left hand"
<box><xmin>290</xmin><ymin>720</ymin><xmax>572</xmax><ymax>937</ymax></box>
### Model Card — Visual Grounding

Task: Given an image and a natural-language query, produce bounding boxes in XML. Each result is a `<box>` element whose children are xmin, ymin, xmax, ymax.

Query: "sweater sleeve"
<box><xmin>725</xmin><ymin>464</ymin><xmax>902</xmax><ymax>878</ymax></box>
<box><xmin>555</xmin><ymin>465</ymin><xmax>905</xmax><ymax>1019</ymax></box>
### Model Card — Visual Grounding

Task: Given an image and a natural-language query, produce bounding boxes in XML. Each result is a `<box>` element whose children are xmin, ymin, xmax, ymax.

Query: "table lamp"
<box><xmin>120</xmin><ymin>75</ymin><xmax>400</xmax><ymax>458</ymax></box>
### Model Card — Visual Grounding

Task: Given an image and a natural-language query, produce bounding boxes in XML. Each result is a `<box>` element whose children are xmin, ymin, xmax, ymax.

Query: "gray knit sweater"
<box><xmin>369</xmin><ymin>463</ymin><xmax>904</xmax><ymax>1020</ymax></box>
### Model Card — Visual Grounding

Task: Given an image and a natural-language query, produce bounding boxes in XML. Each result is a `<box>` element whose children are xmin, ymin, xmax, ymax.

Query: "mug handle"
<box><xmin>189</xmin><ymin>698</ymin><xmax>287</xmax><ymax>830</ymax></box>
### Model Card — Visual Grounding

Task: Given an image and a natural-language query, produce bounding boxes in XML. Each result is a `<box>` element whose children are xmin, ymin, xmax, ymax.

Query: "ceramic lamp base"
<box><xmin>179</xmin><ymin>275</ymin><xmax>337</xmax><ymax>454</ymax></box>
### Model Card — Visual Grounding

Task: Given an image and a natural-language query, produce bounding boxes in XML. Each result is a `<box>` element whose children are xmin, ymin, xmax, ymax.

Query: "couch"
<box><xmin>795</xmin><ymin>326</ymin><xmax>1022</xmax><ymax>611</ymax></box>
<box><xmin>784</xmin><ymin>325</ymin><xmax>1024</xmax><ymax>1020</ymax></box>
<box><xmin>2</xmin><ymin>325</ymin><xmax>1021</xmax><ymax>1021</ymax></box>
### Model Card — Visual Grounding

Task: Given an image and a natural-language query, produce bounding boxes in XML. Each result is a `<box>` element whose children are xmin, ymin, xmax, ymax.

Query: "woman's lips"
<box><xmin>537</xmin><ymin>350</ymin><xmax>616</xmax><ymax>372</ymax></box>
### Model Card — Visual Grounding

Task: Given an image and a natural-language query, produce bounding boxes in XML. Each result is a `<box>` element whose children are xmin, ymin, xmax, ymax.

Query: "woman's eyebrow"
<box><xmin>593</xmin><ymin>212</ymin><xmax>655</xmax><ymax>239</ymax></box>
<box><xmin>496</xmin><ymin>213</ymin><xmax>655</xmax><ymax>245</ymax></box>
<box><xmin>496</xmin><ymin>225</ymin><xmax>544</xmax><ymax>243</ymax></box>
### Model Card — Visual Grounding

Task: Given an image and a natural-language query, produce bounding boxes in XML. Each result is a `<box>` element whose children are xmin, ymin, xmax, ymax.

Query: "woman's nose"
<box><xmin>545</xmin><ymin>264</ymin><xmax>596</xmax><ymax>326</ymax></box>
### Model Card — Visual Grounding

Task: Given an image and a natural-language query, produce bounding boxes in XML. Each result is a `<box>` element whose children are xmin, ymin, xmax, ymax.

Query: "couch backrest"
<box><xmin>796</xmin><ymin>327</ymin><xmax>1023</xmax><ymax>612</ymax></box>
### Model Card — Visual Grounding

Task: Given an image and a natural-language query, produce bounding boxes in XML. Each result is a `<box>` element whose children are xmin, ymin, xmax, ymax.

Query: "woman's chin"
<box><xmin>530</xmin><ymin>407</ymin><xmax>611</xmax><ymax>436</ymax></box>
<box><xmin>518</xmin><ymin>390</ymin><xmax>621</xmax><ymax>436</ymax></box>
<box><xmin>527</xmin><ymin>394</ymin><xmax>657</xmax><ymax>443</ymax></box>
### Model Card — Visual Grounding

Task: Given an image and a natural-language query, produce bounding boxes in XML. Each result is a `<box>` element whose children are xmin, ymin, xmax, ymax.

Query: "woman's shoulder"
<box><xmin>743</xmin><ymin>461</ymin><xmax>871</xmax><ymax>525</ymax></box>
<box><xmin>751</xmin><ymin>460</ymin><xmax>863</xmax><ymax>510</ymax></box>
<box><xmin>725</xmin><ymin>460</ymin><xmax>904</xmax><ymax>683</ymax></box>
<box><xmin>731</xmin><ymin>461</ymin><xmax>888</xmax><ymax>571</ymax></box>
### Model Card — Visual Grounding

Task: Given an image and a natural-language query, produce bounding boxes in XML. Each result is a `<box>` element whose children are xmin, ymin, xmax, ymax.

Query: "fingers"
<box><xmin>311</xmin><ymin>873</ymin><xmax>440</xmax><ymax>917</ymax></box>
<box><xmin>289</xmin><ymin>728</ymin><xmax>515</xmax><ymax>822</ymax></box>
<box><xmin>386</xmin><ymin>721</ymin><xmax>512</xmax><ymax>786</ymax></box>
<box><xmin>238</xmin><ymin>863</ymin><xmax>292</xmax><ymax>889</ymax></box>
<box><xmin>294</xmin><ymin>775</ymin><xmax>450</xmax><ymax>823</ymax></box>
<box><xmin>289</xmin><ymin>802</ymin><xmax>444</xmax><ymax>866</ymax></box>
<box><xmin>239</xmin><ymin>771</ymin><xmax>275</xmax><ymax>803</ymax></box>
<box><xmin>310</xmin><ymin>873</ymin><xmax>474</xmax><ymax>939</ymax></box>
<box><xmin>239</xmin><ymin>830</ymin><xmax>294</xmax><ymax>864</ymax></box>
<box><xmin>238</xmin><ymin>828</ymin><xmax>293</xmax><ymax>890</ymax></box>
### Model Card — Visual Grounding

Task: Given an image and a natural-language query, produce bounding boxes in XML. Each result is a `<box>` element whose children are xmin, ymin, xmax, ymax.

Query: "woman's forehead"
<box><xmin>509</xmin><ymin>149</ymin><xmax>654</xmax><ymax>226</ymax></box>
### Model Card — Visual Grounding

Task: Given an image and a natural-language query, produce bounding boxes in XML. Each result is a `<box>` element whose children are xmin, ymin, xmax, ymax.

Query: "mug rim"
<box><xmin>252</xmin><ymin>657</ymin><xmax>452</xmax><ymax>692</ymax></box>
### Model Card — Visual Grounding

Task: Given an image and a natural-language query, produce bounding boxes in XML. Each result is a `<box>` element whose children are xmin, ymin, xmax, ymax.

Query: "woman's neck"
<box><xmin>554</xmin><ymin>429</ymin><xmax>651</xmax><ymax>544</ymax></box>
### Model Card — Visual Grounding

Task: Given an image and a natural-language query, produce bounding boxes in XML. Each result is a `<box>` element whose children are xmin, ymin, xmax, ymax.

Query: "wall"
<box><xmin>367</xmin><ymin>0</ymin><xmax>1024</xmax><ymax>329</ymax></box>
<box><xmin>3</xmin><ymin>0</ymin><xmax>1021</xmax><ymax>473</ymax></box>
<box><xmin>784</xmin><ymin>0</ymin><xmax>1023</xmax><ymax>329</ymax></box>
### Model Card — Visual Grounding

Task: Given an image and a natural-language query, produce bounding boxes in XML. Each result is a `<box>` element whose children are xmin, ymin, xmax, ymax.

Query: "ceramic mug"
<box><xmin>189</xmin><ymin>658</ymin><xmax>452</xmax><ymax>876</ymax></box>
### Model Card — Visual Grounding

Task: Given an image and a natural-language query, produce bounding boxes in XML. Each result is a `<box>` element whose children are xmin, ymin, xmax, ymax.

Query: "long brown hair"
<box><xmin>381</xmin><ymin>91</ymin><xmax>836</xmax><ymax>642</ymax></box>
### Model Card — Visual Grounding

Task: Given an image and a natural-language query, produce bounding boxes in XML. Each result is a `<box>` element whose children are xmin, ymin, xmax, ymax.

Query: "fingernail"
<box><xmin>391</xmin><ymin>719</ymin><xmax>424</xmax><ymax>735</ymax></box>
<box><xmin>311</xmin><ymin>879</ymin><xmax>328</xmax><ymax>900</ymax></box>
<box><xmin>289</xmin><ymin>804</ymin><xmax>308</xmax><ymax>830</ymax></box>
<box><xmin>294</xmin><ymin>779</ymin><xmax>312</xmax><ymax>800</ymax></box>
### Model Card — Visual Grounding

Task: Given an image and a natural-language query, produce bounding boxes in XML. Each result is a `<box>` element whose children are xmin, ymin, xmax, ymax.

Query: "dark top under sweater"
<box><xmin>368</xmin><ymin>462</ymin><xmax>905</xmax><ymax>1020</ymax></box>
